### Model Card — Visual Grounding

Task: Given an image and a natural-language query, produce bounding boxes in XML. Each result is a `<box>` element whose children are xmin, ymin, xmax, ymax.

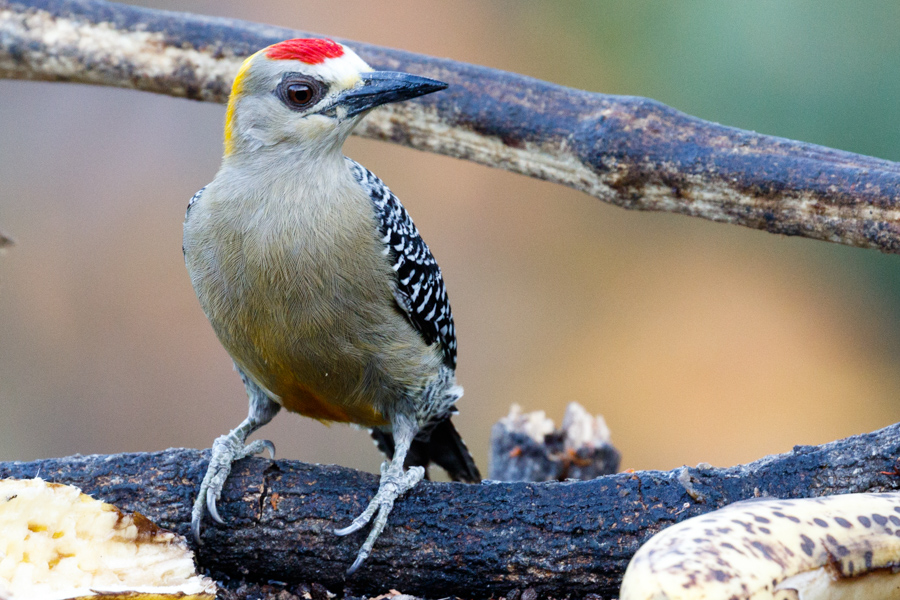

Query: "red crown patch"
<box><xmin>265</xmin><ymin>38</ymin><xmax>345</xmax><ymax>64</ymax></box>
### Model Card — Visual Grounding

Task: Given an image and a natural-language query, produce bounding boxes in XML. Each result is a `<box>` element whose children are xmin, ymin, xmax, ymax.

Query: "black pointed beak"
<box><xmin>339</xmin><ymin>71</ymin><xmax>448</xmax><ymax>117</ymax></box>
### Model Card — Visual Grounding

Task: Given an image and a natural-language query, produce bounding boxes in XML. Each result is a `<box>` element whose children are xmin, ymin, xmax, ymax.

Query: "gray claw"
<box><xmin>345</xmin><ymin>502</ymin><xmax>392</xmax><ymax>576</ymax></box>
<box><xmin>243</xmin><ymin>438</ymin><xmax>276</xmax><ymax>459</ymax></box>
<box><xmin>334</xmin><ymin>519</ymin><xmax>366</xmax><ymax>537</ymax></box>
<box><xmin>346</xmin><ymin>552</ymin><xmax>366</xmax><ymax>576</ymax></box>
<box><xmin>261</xmin><ymin>439</ymin><xmax>276</xmax><ymax>459</ymax></box>
<box><xmin>192</xmin><ymin>515</ymin><xmax>203</xmax><ymax>545</ymax></box>
<box><xmin>207</xmin><ymin>492</ymin><xmax>225</xmax><ymax>525</ymax></box>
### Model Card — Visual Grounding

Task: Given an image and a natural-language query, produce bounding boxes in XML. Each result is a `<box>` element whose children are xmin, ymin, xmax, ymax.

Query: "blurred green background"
<box><xmin>2</xmin><ymin>1</ymin><xmax>900</xmax><ymax>476</ymax></box>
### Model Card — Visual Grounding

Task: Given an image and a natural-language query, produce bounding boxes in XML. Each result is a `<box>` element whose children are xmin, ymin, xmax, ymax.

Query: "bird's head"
<box><xmin>223</xmin><ymin>38</ymin><xmax>447</xmax><ymax>158</ymax></box>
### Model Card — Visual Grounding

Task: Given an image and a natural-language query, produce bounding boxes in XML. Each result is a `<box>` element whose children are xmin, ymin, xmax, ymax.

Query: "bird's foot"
<box><xmin>192</xmin><ymin>433</ymin><xmax>275</xmax><ymax>543</ymax></box>
<box><xmin>335</xmin><ymin>461</ymin><xmax>425</xmax><ymax>575</ymax></box>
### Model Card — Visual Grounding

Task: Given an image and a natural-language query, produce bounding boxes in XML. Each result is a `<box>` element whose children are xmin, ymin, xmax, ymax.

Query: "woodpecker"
<box><xmin>183</xmin><ymin>38</ymin><xmax>480</xmax><ymax>574</ymax></box>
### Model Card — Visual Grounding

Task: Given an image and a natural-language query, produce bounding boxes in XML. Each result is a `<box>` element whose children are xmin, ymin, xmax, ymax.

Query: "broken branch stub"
<box><xmin>489</xmin><ymin>402</ymin><xmax>620</xmax><ymax>482</ymax></box>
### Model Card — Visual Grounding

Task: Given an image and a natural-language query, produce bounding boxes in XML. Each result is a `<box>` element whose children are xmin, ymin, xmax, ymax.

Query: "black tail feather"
<box><xmin>369</xmin><ymin>417</ymin><xmax>480</xmax><ymax>483</ymax></box>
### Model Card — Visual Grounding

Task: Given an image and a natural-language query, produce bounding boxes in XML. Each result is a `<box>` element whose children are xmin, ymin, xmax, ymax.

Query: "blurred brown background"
<box><xmin>2</xmin><ymin>2</ymin><xmax>900</xmax><ymax>476</ymax></box>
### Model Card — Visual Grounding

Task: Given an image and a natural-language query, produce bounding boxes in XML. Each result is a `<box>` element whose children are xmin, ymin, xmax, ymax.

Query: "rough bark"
<box><xmin>3</xmin><ymin>0</ymin><xmax>900</xmax><ymax>253</ymax></box>
<box><xmin>2</xmin><ymin>423</ymin><xmax>899</xmax><ymax>599</ymax></box>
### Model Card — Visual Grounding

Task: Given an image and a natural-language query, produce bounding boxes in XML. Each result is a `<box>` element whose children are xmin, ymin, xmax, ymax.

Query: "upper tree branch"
<box><xmin>3</xmin><ymin>0</ymin><xmax>900</xmax><ymax>253</ymax></box>
<box><xmin>2</xmin><ymin>423</ymin><xmax>900</xmax><ymax>599</ymax></box>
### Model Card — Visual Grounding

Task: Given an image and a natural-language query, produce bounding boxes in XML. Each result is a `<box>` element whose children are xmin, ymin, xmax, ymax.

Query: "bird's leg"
<box><xmin>192</xmin><ymin>368</ymin><xmax>281</xmax><ymax>543</ymax></box>
<box><xmin>335</xmin><ymin>413</ymin><xmax>424</xmax><ymax>574</ymax></box>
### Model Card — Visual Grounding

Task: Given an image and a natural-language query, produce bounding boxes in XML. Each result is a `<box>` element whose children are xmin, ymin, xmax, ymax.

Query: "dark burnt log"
<box><xmin>2</xmin><ymin>423</ymin><xmax>900</xmax><ymax>599</ymax></box>
<box><xmin>3</xmin><ymin>0</ymin><xmax>900</xmax><ymax>253</ymax></box>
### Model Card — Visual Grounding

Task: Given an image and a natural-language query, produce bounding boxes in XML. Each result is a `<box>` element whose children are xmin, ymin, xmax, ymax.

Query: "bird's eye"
<box><xmin>277</xmin><ymin>75</ymin><xmax>323</xmax><ymax>111</ymax></box>
<box><xmin>287</xmin><ymin>83</ymin><xmax>314</xmax><ymax>106</ymax></box>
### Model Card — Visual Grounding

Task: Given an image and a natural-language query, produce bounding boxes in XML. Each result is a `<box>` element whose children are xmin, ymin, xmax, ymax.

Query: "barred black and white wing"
<box><xmin>347</xmin><ymin>158</ymin><xmax>457</xmax><ymax>370</ymax></box>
